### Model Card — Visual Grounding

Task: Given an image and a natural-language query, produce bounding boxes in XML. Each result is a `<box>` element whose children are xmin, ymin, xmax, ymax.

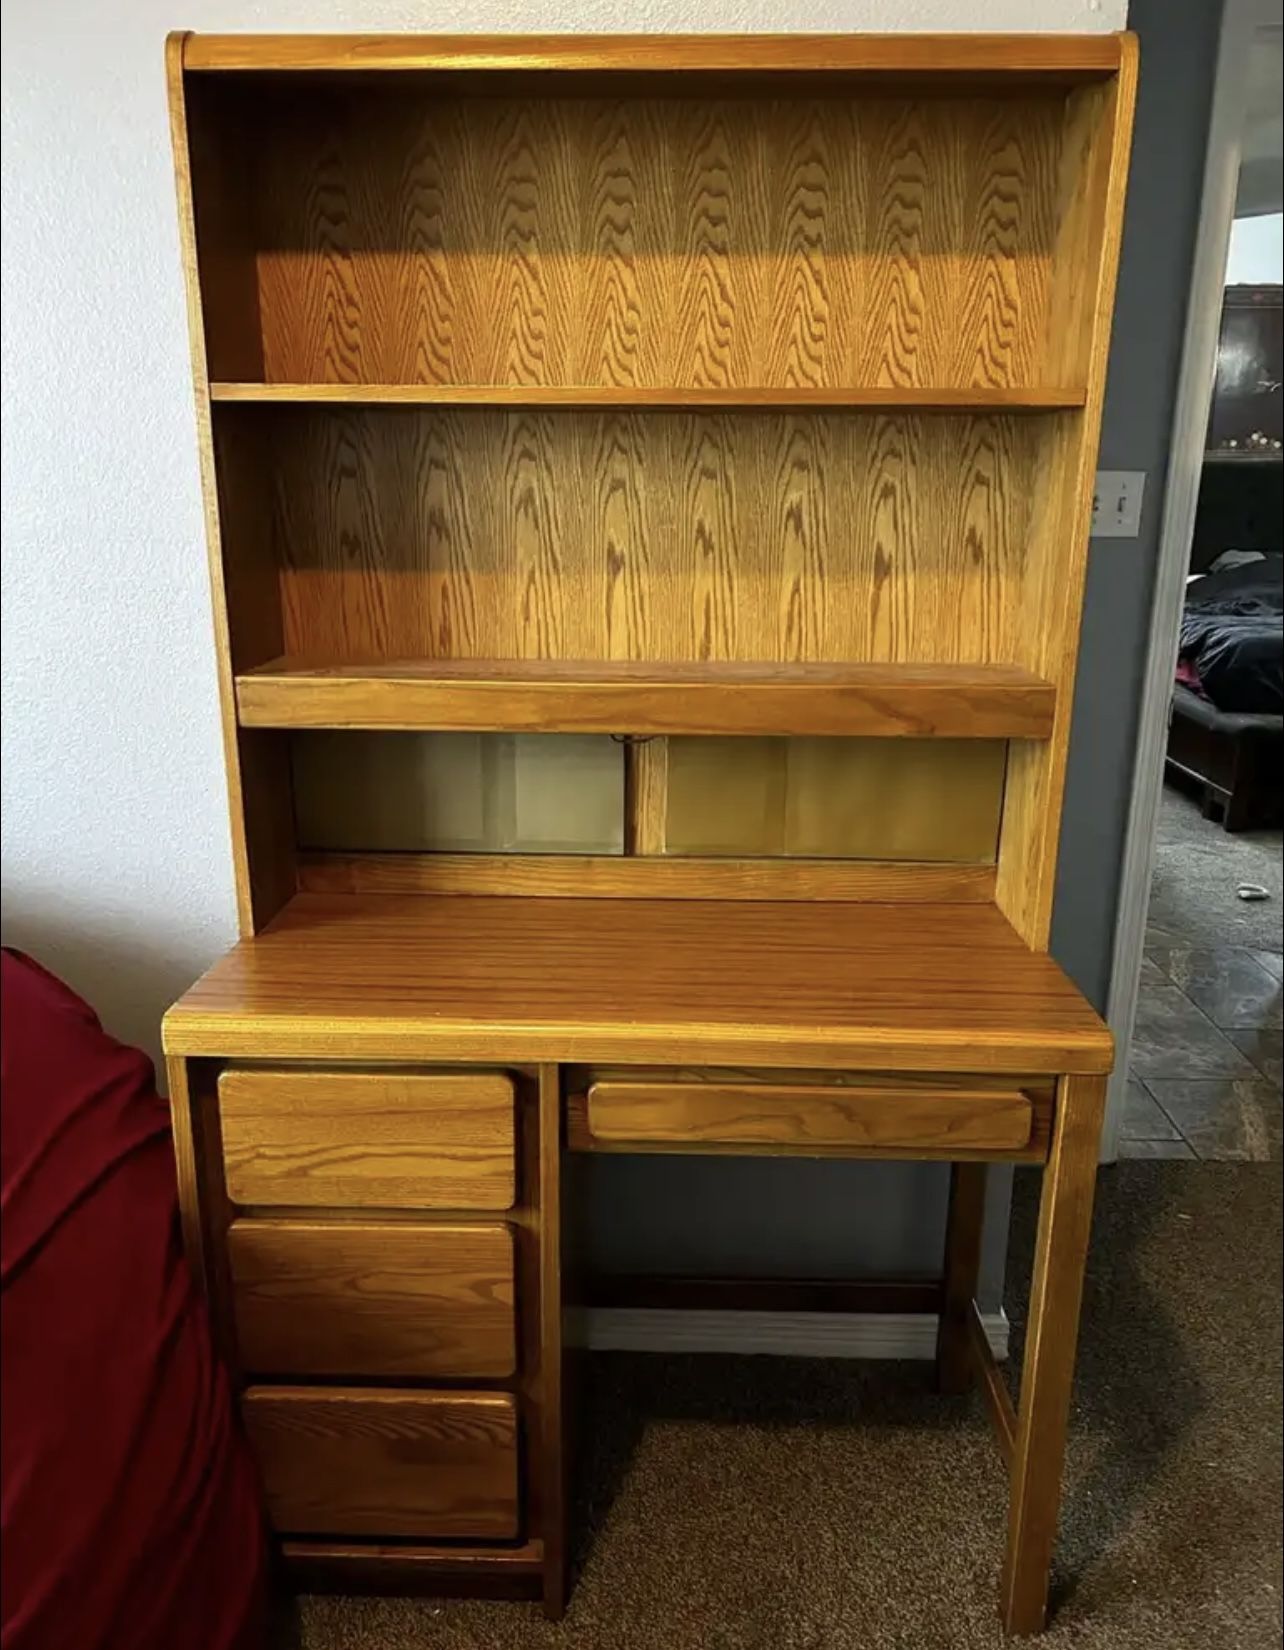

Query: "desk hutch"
<box><xmin>162</xmin><ymin>31</ymin><xmax>1136</xmax><ymax>1635</ymax></box>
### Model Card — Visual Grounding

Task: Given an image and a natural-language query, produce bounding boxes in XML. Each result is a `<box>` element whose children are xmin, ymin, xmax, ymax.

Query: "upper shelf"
<box><xmin>181</xmin><ymin>32</ymin><xmax>1128</xmax><ymax>82</ymax></box>
<box><xmin>235</xmin><ymin>658</ymin><xmax>1057</xmax><ymax>740</ymax></box>
<box><xmin>209</xmin><ymin>384</ymin><xmax>1087</xmax><ymax>412</ymax></box>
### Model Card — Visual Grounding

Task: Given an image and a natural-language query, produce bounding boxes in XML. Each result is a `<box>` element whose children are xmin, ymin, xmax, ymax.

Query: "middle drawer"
<box><xmin>228</xmin><ymin>1218</ymin><xmax>517</xmax><ymax>1380</ymax></box>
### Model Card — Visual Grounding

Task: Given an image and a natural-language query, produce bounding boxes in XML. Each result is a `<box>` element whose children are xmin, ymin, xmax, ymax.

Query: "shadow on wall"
<box><xmin>0</xmin><ymin>886</ymin><xmax>212</xmax><ymax>1084</ymax></box>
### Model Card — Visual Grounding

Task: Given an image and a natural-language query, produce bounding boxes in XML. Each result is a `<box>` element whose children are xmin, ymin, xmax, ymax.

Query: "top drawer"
<box><xmin>218</xmin><ymin>1068</ymin><xmax>516</xmax><ymax>1210</ymax></box>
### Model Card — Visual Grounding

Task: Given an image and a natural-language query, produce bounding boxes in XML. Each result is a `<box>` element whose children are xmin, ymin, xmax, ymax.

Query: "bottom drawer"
<box><xmin>242</xmin><ymin>1387</ymin><xmax>519</xmax><ymax>1540</ymax></box>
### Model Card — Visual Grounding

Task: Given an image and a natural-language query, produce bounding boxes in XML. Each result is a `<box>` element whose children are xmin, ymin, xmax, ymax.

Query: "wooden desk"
<box><xmin>165</xmin><ymin>890</ymin><xmax>1110</xmax><ymax>1633</ymax></box>
<box><xmin>163</xmin><ymin>27</ymin><xmax>1135</xmax><ymax>1634</ymax></box>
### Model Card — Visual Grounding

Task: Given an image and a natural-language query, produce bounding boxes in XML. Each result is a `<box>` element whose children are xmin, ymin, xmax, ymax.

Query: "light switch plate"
<box><xmin>1092</xmin><ymin>470</ymin><xmax>1145</xmax><ymax>537</ymax></box>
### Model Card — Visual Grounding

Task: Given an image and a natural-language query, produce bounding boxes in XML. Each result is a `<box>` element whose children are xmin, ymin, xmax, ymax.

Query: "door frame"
<box><xmin>1101</xmin><ymin>0</ymin><xmax>1266</xmax><ymax>1159</ymax></box>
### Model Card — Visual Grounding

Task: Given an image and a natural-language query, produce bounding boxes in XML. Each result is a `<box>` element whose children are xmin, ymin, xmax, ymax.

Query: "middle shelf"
<box><xmin>234</xmin><ymin>658</ymin><xmax>1056</xmax><ymax>738</ymax></box>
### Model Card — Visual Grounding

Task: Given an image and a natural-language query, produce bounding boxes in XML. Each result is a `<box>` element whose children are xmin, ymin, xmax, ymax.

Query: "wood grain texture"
<box><xmin>168</xmin><ymin>41</ymin><xmax>296</xmax><ymax>934</ymax></box>
<box><xmin>209</xmin><ymin>383</ymin><xmax>1084</xmax><ymax>408</ymax></box>
<box><xmin>969</xmin><ymin>1298</ymin><xmax>1017</xmax><ymax>1465</ymax></box>
<box><xmin>536</xmin><ymin>1065</ymin><xmax>567</xmax><ymax>1619</ymax></box>
<box><xmin>207</xmin><ymin>89</ymin><xmax>1063</xmax><ymax>391</ymax></box>
<box><xmin>1002</xmin><ymin>1073</ymin><xmax>1107</xmax><ymax>1634</ymax></box>
<box><xmin>297</xmin><ymin>851</ymin><xmax>997</xmax><ymax>903</ymax></box>
<box><xmin>227</xmin><ymin>1218</ymin><xmax>516</xmax><ymax>1378</ymax></box>
<box><xmin>238</xmin><ymin>659</ymin><xmax>1055</xmax><ymax>739</ymax></box>
<box><xmin>584</xmin><ymin>1078</ymin><xmax>1033</xmax><ymax>1153</ymax></box>
<box><xmin>231</xmin><ymin>405</ymin><xmax>1045</xmax><ymax>669</ymax></box>
<box><xmin>218</xmin><ymin>1067</ymin><xmax>516</xmax><ymax>1210</ymax></box>
<box><xmin>662</xmin><ymin>736</ymin><xmax>1006</xmax><ymax>862</ymax></box>
<box><xmin>182</xmin><ymin>33</ymin><xmax>1126</xmax><ymax>78</ymax></box>
<box><xmin>280</xmin><ymin>1538</ymin><xmax>543</xmax><ymax>1599</ymax></box>
<box><xmin>242</xmin><ymin>1386</ymin><xmax>519</xmax><ymax>1539</ymax></box>
<box><xmin>163</xmin><ymin>893</ymin><xmax>1114</xmax><ymax>1075</ymax></box>
<box><xmin>996</xmin><ymin>52</ymin><xmax>1138</xmax><ymax>949</ymax></box>
<box><xmin>935</xmin><ymin>1162</ymin><xmax>988</xmax><ymax>1392</ymax></box>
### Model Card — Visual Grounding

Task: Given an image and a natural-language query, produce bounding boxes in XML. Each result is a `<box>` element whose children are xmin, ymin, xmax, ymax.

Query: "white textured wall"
<box><xmin>1</xmin><ymin>0</ymin><xmax>1123</xmax><ymax>1066</ymax></box>
<box><xmin>1226</xmin><ymin>212</ymin><xmax>1284</xmax><ymax>283</ymax></box>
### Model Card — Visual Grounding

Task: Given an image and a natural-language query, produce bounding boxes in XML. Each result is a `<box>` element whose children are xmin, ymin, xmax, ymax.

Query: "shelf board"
<box><xmin>182</xmin><ymin>32</ymin><xmax>1126</xmax><ymax>81</ymax></box>
<box><xmin>235</xmin><ymin>659</ymin><xmax>1056</xmax><ymax>740</ymax></box>
<box><xmin>162</xmin><ymin>891</ymin><xmax>1113</xmax><ymax>1075</ymax></box>
<box><xmin>209</xmin><ymin>383</ymin><xmax>1086</xmax><ymax>413</ymax></box>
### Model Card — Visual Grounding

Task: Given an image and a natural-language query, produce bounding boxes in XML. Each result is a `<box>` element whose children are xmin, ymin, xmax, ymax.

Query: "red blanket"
<box><xmin>1</xmin><ymin>950</ymin><xmax>264</xmax><ymax>1650</ymax></box>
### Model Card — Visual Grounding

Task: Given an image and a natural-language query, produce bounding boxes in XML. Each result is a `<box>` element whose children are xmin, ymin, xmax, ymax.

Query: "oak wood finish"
<box><xmin>583</xmin><ymin>1079</ymin><xmax>1033</xmax><ymax>1154</ymax></box>
<box><xmin>237</xmin><ymin>659</ymin><xmax>1055</xmax><ymax>740</ymax></box>
<box><xmin>297</xmin><ymin>851</ymin><xmax>998</xmax><ymax>903</ymax></box>
<box><xmin>164</xmin><ymin>894</ymin><xmax>1113</xmax><ymax>1075</ymax></box>
<box><xmin>241</xmin><ymin>1386</ymin><xmax>520</xmax><ymax>1539</ymax></box>
<box><xmin>211</xmin><ymin>383</ymin><xmax>1084</xmax><ymax>409</ymax></box>
<box><xmin>935</xmin><ymin>1163</ymin><xmax>989</xmax><ymax>1393</ymax></box>
<box><xmin>223</xmin><ymin>405</ymin><xmax>1046</xmax><ymax>671</ymax></box>
<box><xmin>167</xmin><ymin>38</ymin><xmax>295</xmax><ymax>935</ymax></box>
<box><xmin>969</xmin><ymin>1299</ymin><xmax>1018</xmax><ymax>1467</ymax></box>
<box><xmin>182</xmin><ymin>33</ymin><xmax>1125</xmax><ymax>78</ymax></box>
<box><xmin>166</xmin><ymin>32</ymin><xmax>1135</xmax><ymax>1627</ymax></box>
<box><xmin>227</xmin><ymin>1218</ymin><xmax>516</xmax><ymax>1378</ymax></box>
<box><xmin>218</xmin><ymin>1067</ymin><xmax>516</xmax><ymax>1210</ymax></box>
<box><xmin>1002</xmin><ymin>1073</ymin><xmax>1108</xmax><ymax>1635</ymax></box>
<box><xmin>280</xmin><ymin>1539</ymin><xmax>544</xmax><ymax>1600</ymax></box>
<box><xmin>204</xmin><ymin>86</ymin><xmax>1065</xmax><ymax>390</ymax></box>
<box><xmin>996</xmin><ymin>49</ymin><xmax>1138</xmax><ymax>947</ymax></box>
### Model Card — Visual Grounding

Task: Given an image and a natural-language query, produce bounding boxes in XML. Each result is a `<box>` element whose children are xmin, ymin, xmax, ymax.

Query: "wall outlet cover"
<box><xmin>1092</xmin><ymin>470</ymin><xmax>1146</xmax><ymax>537</ymax></box>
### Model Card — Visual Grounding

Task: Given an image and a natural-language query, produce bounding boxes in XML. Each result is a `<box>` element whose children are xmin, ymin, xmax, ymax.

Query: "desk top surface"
<box><xmin>164</xmin><ymin>893</ymin><xmax>1112</xmax><ymax>1075</ymax></box>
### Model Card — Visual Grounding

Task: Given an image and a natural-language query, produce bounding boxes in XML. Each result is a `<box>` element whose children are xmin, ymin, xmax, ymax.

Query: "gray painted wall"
<box><xmin>1052</xmin><ymin>0</ymin><xmax>1225</xmax><ymax>1007</ymax></box>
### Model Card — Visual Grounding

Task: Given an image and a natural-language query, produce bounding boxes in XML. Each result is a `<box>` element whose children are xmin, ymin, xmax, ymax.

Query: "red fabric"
<box><xmin>1</xmin><ymin>950</ymin><xmax>265</xmax><ymax>1650</ymax></box>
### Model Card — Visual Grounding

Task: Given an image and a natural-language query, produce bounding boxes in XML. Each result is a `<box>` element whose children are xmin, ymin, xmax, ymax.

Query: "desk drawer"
<box><xmin>580</xmin><ymin>1075</ymin><xmax>1035</xmax><ymax>1156</ymax></box>
<box><xmin>242</xmin><ymin>1387</ymin><xmax>519</xmax><ymax>1540</ymax></box>
<box><xmin>228</xmin><ymin>1219</ymin><xmax>516</xmax><ymax>1379</ymax></box>
<box><xmin>218</xmin><ymin>1068</ymin><xmax>515</xmax><ymax>1210</ymax></box>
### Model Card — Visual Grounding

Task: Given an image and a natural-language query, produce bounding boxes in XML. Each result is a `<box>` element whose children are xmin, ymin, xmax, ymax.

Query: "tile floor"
<box><xmin>1120</xmin><ymin>939</ymin><xmax>1282</xmax><ymax>1161</ymax></box>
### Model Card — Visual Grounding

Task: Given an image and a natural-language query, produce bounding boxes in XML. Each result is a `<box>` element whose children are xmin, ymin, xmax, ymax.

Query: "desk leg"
<box><xmin>1001</xmin><ymin>1073</ymin><xmax>1105</xmax><ymax>1636</ymax></box>
<box><xmin>936</xmin><ymin>1162</ymin><xmax>988</xmax><ymax>1393</ymax></box>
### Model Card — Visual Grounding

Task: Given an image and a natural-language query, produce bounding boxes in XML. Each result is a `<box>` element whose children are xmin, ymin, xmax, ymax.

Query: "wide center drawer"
<box><xmin>218</xmin><ymin>1068</ymin><xmax>516</xmax><ymax>1210</ymax></box>
<box><xmin>228</xmin><ymin>1218</ymin><xmax>516</xmax><ymax>1379</ymax></box>
<box><xmin>242</xmin><ymin>1387</ymin><xmax>519</xmax><ymax>1540</ymax></box>
<box><xmin>577</xmin><ymin>1073</ymin><xmax>1037</xmax><ymax>1156</ymax></box>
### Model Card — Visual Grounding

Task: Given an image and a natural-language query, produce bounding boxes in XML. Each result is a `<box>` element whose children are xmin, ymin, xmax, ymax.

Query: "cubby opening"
<box><xmin>185</xmin><ymin>77</ymin><xmax>1099</xmax><ymax>396</ymax></box>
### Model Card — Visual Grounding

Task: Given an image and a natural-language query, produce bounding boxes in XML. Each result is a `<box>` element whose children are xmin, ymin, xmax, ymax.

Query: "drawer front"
<box><xmin>583</xmin><ymin>1077</ymin><xmax>1034</xmax><ymax>1154</ymax></box>
<box><xmin>218</xmin><ymin>1068</ymin><xmax>515</xmax><ymax>1210</ymax></box>
<box><xmin>228</xmin><ymin>1219</ymin><xmax>516</xmax><ymax>1379</ymax></box>
<box><xmin>242</xmin><ymin>1387</ymin><xmax>519</xmax><ymax>1540</ymax></box>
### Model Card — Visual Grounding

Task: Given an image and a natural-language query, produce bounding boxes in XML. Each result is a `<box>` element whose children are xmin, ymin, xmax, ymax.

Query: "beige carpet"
<box><xmin>277</xmin><ymin>1162</ymin><xmax>1282</xmax><ymax>1649</ymax></box>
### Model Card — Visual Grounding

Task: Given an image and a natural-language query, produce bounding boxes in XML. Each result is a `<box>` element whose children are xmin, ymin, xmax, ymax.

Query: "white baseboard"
<box><xmin>575</xmin><ymin>1307</ymin><xmax>1009</xmax><ymax>1362</ymax></box>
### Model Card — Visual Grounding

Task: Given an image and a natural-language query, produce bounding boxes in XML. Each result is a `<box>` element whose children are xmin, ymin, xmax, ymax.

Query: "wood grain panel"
<box><xmin>182</xmin><ymin>33</ymin><xmax>1127</xmax><ymax>80</ymax></box>
<box><xmin>996</xmin><ymin>55</ymin><xmax>1138</xmax><ymax>949</ymax></box>
<box><xmin>228</xmin><ymin>1218</ymin><xmax>516</xmax><ymax>1378</ymax></box>
<box><xmin>163</xmin><ymin>893</ymin><xmax>1114</xmax><ymax>1075</ymax></box>
<box><xmin>241</xmin><ymin>659</ymin><xmax>1053</xmax><ymax>739</ymax></box>
<box><xmin>218</xmin><ymin>1068</ymin><xmax>516</xmax><ymax>1210</ymax></box>
<box><xmin>246</xmin><ymin>406</ymin><xmax>1042</xmax><ymax>668</ymax></box>
<box><xmin>209</xmin><ymin>89</ymin><xmax>1065</xmax><ymax>390</ymax></box>
<box><xmin>663</xmin><ymin>736</ymin><xmax>1006</xmax><ymax>862</ymax></box>
<box><xmin>242</xmin><ymin>1387</ymin><xmax>519</xmax><ymax>1539</ymax></box>
<box><xmin>584</xmin><ymin>1078</ymin><xmax>1033</xmax><ymax>1153</ymax></box>
<box><xmin>296</xmin><ymin>851</ymin><xmax>998</xmax><ymax>903</ymax></box>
